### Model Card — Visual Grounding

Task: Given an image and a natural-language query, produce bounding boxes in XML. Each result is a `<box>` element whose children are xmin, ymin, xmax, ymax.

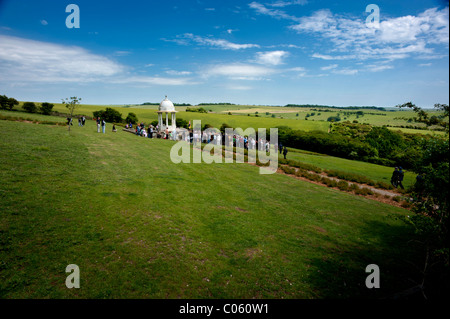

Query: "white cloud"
<box><xmin>312</xmin><ymin>53</ymin><xmax>351</xmax><ymax>60</ymax></box>
<box><xmin>226</xmin><ymin>85</ymin><xmax>253</xmax><ymax>90</ymax></box>
<box><xmin>252</xmin><ymin>4</ymin><xmax>448</xmax><ymax>65</ymax></box>
<box><xmin>166</xmin><ymin>33</ymin><xmax>260</xmax><ymax>50</ymax></box>
<box><xmin>0</xmin><ymin>35</ymin><xmax>123</xmax><ymax>82</ymax></box>
<box><xmin>165</xmin><ymin>70</ymin><xmax>192</xmax><ymax>76</ymax></box>
<box><xmin>40</xmin><ymin>20</ymin><xmax>48</xmax><ymax>26</ymax></box>
<box><xmin>255</xmin><ymin>50</ymin><xmax>289</xmax><ymax>65</ymax></box>
<box><xmin>205</xmin><ymin>8</ymin><xmax>215</xmax><ymax>11</ymax></box>
<box><xmin>111</xmin><ymin>76</ymin><xmax>197</xmax><ymax>86</ymax></box>
<box><xmin>378</xmin><ymin>8</ymin><xmax>449</xmax><ymax>44</ymax></box>
<box><xmin>419</xmin><ymin>63</ymin><xmax>432</xmax><ymax>67</ymax></box>
<box><xmin>365</xmin><ymin>64</ymin><xmax>394</xmax><ymax>72</ymax></box>
<box><xmin>292</xmin><ymin>8</ymin><xmax>448</xmax><ymax>61</ymax></box>
<box><xmin>321</xmin><ymin>64</ymin><xmax>338</xmax><ymax>70</ymax></box>
<box><xmin>0</xmin><ymin>35</ymin><xmax>195</xmax><ymax>87</ymax></box>
<box><xmin>204</xmin><ymin>63</ymin><xmax>276</xmax><ymax>80</ymax></box>
<box><xmin>332</xmin><ymin>69</ymin><xmax>358</xmax><ymax>75</ymax></box>
<box><xmin>267</xmin><ymin>0</ymin><xmax>307</xmax><ymax>7</ymax></box>
<box><xmin>248</xmin><ymin>2</ymin><xmax>300</xmax><ymax>21</ymax></box>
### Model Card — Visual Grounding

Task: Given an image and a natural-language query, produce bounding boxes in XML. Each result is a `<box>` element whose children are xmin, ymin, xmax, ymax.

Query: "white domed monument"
<box><xmin>157</xmin><ymin>95</ymin><xmax>177</xmax><ymax>133</ymax></box>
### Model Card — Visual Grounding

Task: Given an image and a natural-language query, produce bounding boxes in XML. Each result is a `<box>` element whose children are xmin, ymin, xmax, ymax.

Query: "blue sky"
<box><xmin>0</xmin><ymin>0</ymin><xmax>448</xmax><ymax>107</ymax></box>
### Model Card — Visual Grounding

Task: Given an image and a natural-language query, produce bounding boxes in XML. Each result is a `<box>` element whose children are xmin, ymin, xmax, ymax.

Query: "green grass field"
<box><xmin>282</xmin><ymin>149</ymin><xmax>416</xmax><ymax>189</ymax></box>
<box><xmin>0</xmin><ymin>118</ymin><xmax>422</xmax><ymax>298</ymax></box>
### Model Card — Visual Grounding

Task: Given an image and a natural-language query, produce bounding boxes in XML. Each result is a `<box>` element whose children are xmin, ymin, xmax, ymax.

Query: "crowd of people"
<box><xmin>126</xmin><ymin>123</ymin><xmax>288</xmax><ymax>157</ymax></box>
<box><xmin>72</xmin><ymin>117</ymin><xmax>289</xmax><ymax>158</ymax></box>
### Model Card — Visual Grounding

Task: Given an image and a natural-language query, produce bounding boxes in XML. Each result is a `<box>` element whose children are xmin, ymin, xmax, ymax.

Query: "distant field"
<box><xmin>387</xmin><ymin>126</ymin><xmax>447</xmax><ymax>136</ymax></box>
<box><xmin>13</xmin><ymin>101</ymin><xmax>445</xmax><ymax>135</ymax></box>
<box><xmin>32</xmin><ymin>103</ymin><xmax>329</xmax><ymax>132</ymax></box>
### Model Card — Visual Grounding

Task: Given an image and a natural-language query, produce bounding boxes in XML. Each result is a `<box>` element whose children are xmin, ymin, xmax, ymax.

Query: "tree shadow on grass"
<box><xmin>304</xmin><ymin>219</ymin><xmax>425</xmax><ymax>299</ymax></box>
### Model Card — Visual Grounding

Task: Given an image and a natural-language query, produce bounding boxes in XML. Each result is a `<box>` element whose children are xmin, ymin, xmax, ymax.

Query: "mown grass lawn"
<box><xmin>0</xmin><ymin>119</ymin><xmax>421</xmax><ymax>299</ymax></box>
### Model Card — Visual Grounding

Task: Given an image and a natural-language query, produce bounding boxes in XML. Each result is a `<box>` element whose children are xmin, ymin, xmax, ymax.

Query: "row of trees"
<box><xmin>0</xmin><ymin>95</ymin><xmax>19</xmax><ymax>110</ymax></box>
<box><xmin>285</xmin><ymin>104</ymin><xmax>386</xmax><ymax>111</ymax></box>
<box><xmin>186</xmin><ymin>107</ymin><xmax>208</xmax><ymax>113</ymax></box>
<box><xmin>1</xmin><ymin>94</ymin><xmax>54</xmax><ymax>115</ymax></box>
<box><xmin>92</xmin><ymin>108</ymin><xmax>139</xmax><ymax>125</ymax></box>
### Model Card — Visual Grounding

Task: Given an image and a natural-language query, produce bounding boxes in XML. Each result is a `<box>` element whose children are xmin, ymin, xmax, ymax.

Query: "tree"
<box><xmin>0</xmin><ymin>95</ymin><xmax>19</xmax><ymax>110</ymax></box>
<box><xmin>125</xmin><ymin>112</ymin><xmax>138</xmax><ymax>124</ymax></box>
<box><xmin>176</xmin><ymin>118</ymin><xmax>189</xmax><ymax>129</ymax></box>
<box><xmin>395</xmin><ymin>102</ymin><xmax>449</xmax><ymax>299</ymax></box>
<box><xmin>40</xmin><ymin>102</ymin><xmax>54</xmax><ymax>115</ymax></box>
<box><xmin>22</xmin><ymin>102</ymin><xmax>37</xmax><ymax>113</ymax></box>
<box><xmin>93</xmin><ymin>108</ymin><xmax>123</xmax><ymax>123</ymax></box>
<box><xmin>0</xmin><ymin>95</ymin><xmax>7</xmax><ymax>109</ymax></box>
<box><xmin>219</xmin><ymin>123</ymin><xmax>232</xmax><ymax>134</ymax></box>
<box><xmin>364</xmin><ymin>126</ymin><xmax>404</xmax><ymax>160</ymax></box>
<box><xmin>397</xmin><ymin>102</ymin><xmax>449</xmax><ymax>132</ymax></box>
<box><xmin>62</xmin><ymin>96</ymin><xmax>81</xmax><ymax>132</ymax></box>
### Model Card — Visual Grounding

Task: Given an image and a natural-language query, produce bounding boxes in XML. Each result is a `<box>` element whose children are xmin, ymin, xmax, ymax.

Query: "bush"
<box><xmin>176</xmin><ymin>118</ymin><xmax>189</xmax><ymax>129</ymax></box>
<box><xmin>280</xmin><ymin>165</ymin><xmax>296</xmax><ymax>175</ymax></box>
<box><xmin>93</xmin><ymin>108</ymin><xmax>123</xmax><ymax>123</ymax></box>
<box><xmin>337</xmin><ymin>180</ymin><xmax>349</xmax><ymax>191</ymax></box>
<box><xmin>22</xmin><ymin>102</ymin><xmax>38</xmax><ymax>113</ymax></box>
<box><xmin>186</xmin><ymin>107</ymin><xmax>207</xmax><ymax>113</ymax></box>
<box><xmin>125</xmin><ymin>112</ymin><xmax>138</xmax><ymax>124</ymax></box>
<box><xmin>40</xmin><ymin>102</ymin><xmax>54</xmax><ymax>115</ymax></box>
<box><xmin>321</xmin><ymin>177</ymin><xmax>338</xmax><ymax>188</ymax></box>
<box><xmin>327</xmin><ymin>116</ymin><xmax>341</xmax><ymax>122</ymax></box>
<box><xmin>355</xmin><ymin>187</ymin><xmax>374</xmax><ymax>196</ymax></box>
<box><xmin>349</xmin><ymin>183</ymin><xmax>360</xmax><ymax>192</ymax></box>
<box><xmin>0</xmin><ymin>95</ymin><xmax>19</xmax><ymax>110</ymax></box>
<box><xmin>286</xmin><ymin>159</ymin><xmax>322</xmax><ymax>173</ymax></box>
<box><xmin>277</xmin><ymin>128</ymin><xmax>377</xmax><ymax>161</ymax></box>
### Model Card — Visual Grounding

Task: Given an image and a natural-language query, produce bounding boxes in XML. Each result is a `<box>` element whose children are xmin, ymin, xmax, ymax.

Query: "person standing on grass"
<box><xmin>101</xmin><ymin>118</ymin><xmax>106</xmax><ymax>134</ymax></box>
<box><xmin>283</xmin><ymin>146</ymin><xmax>288</xmax><ymax>159</ymax></box>
<box><xmin>397</xmin><ymin>167</ymin><xmax>405</xmax><ymax>189</ymax></box>
<box><xmin>97</xmin><ymin>117</ymin><xmax>101</xmax><ymax>133</ymax></box>
<box><xmin>82</xmin><ymin>116</ymin><xmax>86</xmax><ymax>126</ymax></box>
<box><xmin>391</xmin><ymin>167</ymin><xmax>399</xmax><ymax>188</ymax></box>
<box><xmin>279</xmin><ymin>143</ymin><xmax>283</xmax><ymax>154</ymax></box>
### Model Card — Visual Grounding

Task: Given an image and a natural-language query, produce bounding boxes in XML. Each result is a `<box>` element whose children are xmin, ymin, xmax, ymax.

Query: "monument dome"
<box><xmin>159</xmin><ymin>96</ymin><xmax>175</xmax><ymax>112</ymax></box>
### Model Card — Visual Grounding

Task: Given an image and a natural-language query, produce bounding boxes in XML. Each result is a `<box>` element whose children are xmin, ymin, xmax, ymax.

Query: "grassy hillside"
<box><xmin>282</xmin><ymin>149</ymin><xmax>416</xmax><ymax>189</ymax></box>
<box><xmin>0</xmin><ymin>118</ymin><xmax>421</xmax><ymax>298</ymax></box>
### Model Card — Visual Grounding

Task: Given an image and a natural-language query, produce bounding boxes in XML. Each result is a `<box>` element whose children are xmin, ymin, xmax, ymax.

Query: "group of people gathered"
<box><xmin>129</xmin><ymin>122</ymin><xmax>157</xmax><ymax>138</ymax></box>
<box><xmin>126</xmin><ymin>123</ymin><xmax>288</xmax><ymax>158</ymax></box>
